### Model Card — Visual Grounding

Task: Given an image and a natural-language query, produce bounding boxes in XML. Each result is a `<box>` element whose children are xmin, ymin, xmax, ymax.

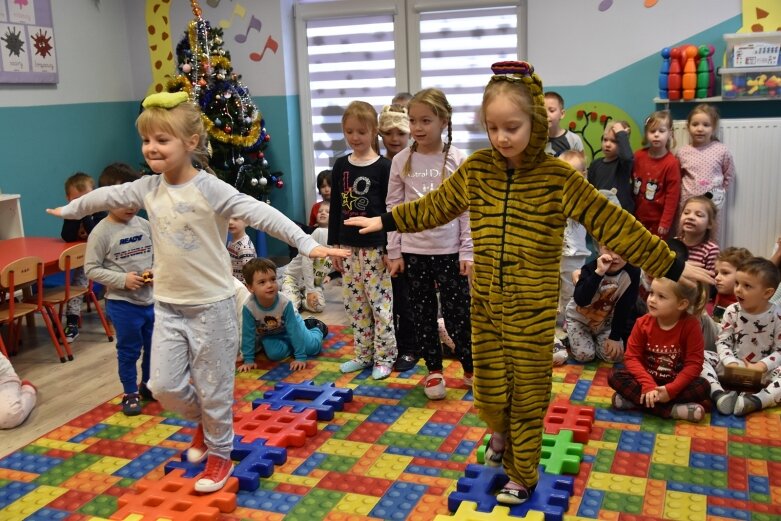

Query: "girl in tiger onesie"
<box><xmin>344</xmin><ymin>61</ymin><xmax>713</xmax><ymax>505</ymax></box>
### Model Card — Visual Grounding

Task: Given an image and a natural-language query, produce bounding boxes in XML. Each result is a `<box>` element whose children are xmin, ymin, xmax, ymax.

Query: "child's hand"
<box><xmin>387</xmin><ymin>258</ymin><xmax>404</xmax><ymax>276</ymax></box>
<box><xmin>290</xmin><ymin>360</ymin><xmax>307</xmax><ymax>371</ymax></box>
<box><xmin>603</xmin><ymin>338</ymin><xmax>623</xmax><ymax>359</ymax></box>
<box><xmin>305</xmin><ymin>292</ymin><xmax>319</xmax><ymax>309</ymax></box>
<box><xmin>657</xmin><ymin>226</ymin><xmax>669</xmax><ymax>237</ymax></box>
<box><xmin>595</xmin><ymin>254</ymin><xmax>613</xmax><ymax>275</ymax></box>
<box><xmin>46</xmin><ymin>207</ymin><xmax>64</xmax><ymax>218</ymax></box>
<box><xmin>237</xmin><ymin>362</ymin><xmax>257</xmax><ymax>373</ymax></box>
<box><xmin>612</xmin><ymin>122</ymin><xmax>629</xmax><ymax>135</ymax></box>
<box><xmin>460</xmin><ymin>260</ymin><xmax>473</xmax><ymax>279</ymax></box>
<box><xmin>744</xmin><ymin>360</ymin><xmax>767</xmax><ymax>373</ymax></box>
<box><xmin>679</xmin><ymin>262</ymin><xmax>715</xmax><ymax>288</ymax></box>
<box><xmin>655</xmin><ymin>386</ymin><xmax>671</xmax><ymax>403</ymax></box>
<box><xmin>310</xmin><ymin>245</ymin><xmax>350</xmax><ymax>259</ymax></box>
<box><xmin>125</xmin><ymin>272</ymin><xmax>145</xmax><ymax>290</ymax></box>
<box><xmin>641</xmin><ymin>389</ymin><xmax>660</xmax><ymax>408</ymax></box>
<box><xmin>344</xmin><ymin>216</ymin><xmax>383</xmax><ymax>234</ymax></box>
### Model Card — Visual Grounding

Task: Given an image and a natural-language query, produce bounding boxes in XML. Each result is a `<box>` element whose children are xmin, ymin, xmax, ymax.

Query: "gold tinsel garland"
<box><xmin>165</xmin><ymin>20</ymin><xmax>262</xmax><ymax>148</ymax></box>
<box><xmin>166</xmin><ymin>75</ymin><xmax>263</xmax><ymax>148</ymax></box>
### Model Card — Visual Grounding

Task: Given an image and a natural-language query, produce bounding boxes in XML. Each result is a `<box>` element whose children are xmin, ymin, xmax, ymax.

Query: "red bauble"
<box><xmin>264</xmin><ymin>134</ymin><xmax>271</xmax><ymax>142</ymax></box>
<box><xmin>224</xmin><ymin>125</ymin><xmax>232</xmax><ymax>133</ymax></box>
<box><xmin>276</xmin><ymin>179</ymin><xmax>284</xmax><ymax>189</ymax></box>
<box><xmin>259</xmin><ymin>152</ymin><xmax>265</xmax><ymax>159</ymax></box>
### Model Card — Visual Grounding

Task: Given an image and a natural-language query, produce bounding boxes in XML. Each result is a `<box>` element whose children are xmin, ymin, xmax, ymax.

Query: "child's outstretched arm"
<box><xmin>47</xmin><ymin>182</ymin><xmax>147</xmax><ymax>220</ymax></box>
<box><xmin>562</xmin><ymin>172</ymin><xmax>714</xmax><ymax>288</ymax></box>
<box><xmin>346</xmin><ymin>162</ymin><xmax>469</xmax><ymax>235</ymax></box>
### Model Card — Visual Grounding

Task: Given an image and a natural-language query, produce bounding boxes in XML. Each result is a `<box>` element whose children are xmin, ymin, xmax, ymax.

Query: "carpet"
<box><xmin>0</xmin><ymin>325</ymin><xmax>780</xmax><ymax>520</ymax></box>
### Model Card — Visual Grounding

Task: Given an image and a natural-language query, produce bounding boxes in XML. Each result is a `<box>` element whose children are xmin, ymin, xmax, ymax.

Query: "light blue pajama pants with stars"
<box><xmin>147</xmin><ymin>297</ymin><xmax>238</xmax><ymax>459</ymax></box>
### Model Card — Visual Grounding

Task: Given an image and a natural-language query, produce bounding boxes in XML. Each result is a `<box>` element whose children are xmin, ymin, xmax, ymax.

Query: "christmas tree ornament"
<box><xmin>276</xmin><ymin>179</ymin><xmax>284</xmax><ymax>189</ymax></box>
<box><xmin>160</xmin><ymin>0</ymin><xmax>283</xmax><ymax>201</ymax></box>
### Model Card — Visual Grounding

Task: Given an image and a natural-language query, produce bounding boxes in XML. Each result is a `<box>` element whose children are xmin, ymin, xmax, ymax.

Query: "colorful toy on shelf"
<box><xmin>747</xmin><ymin>73</ymin><xmax>768</xmax><ymax>95</ymax></box>
<box><xmin>682</xmin><ymin>45</ymin><xmax>698</xmax><ymax>100</ymax></box>
<box><xmin>696</xmin><ymin>44</ymin><xmax>716</xmax><ymax>98</ymax></box>
<box><xmin>667</xmin><ymin>47</ymin><xmax>682</xmax><ymax>100</ymax></box>
<box><xmin>659</xmin><ymin>47</ymin><xmax>671</xmax><ymax>99</ymax></box>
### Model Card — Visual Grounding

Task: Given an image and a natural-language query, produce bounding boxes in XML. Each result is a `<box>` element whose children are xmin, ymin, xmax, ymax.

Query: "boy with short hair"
<box><xmin>701</xmin><ymin>257</ymin><xmax>781</xmax><ymax>416</ymax></box>
<box><xmin>710</xmin><ymin>247</ymin><xmax>753</xmax><ymax>321</ymax></box>
<box><xmin>84</xmin><ymin>167</ymin><xmax>155</xmax><ymax>416</ymax></box>
<box><xmin>282</xmin><ymin>201</ymin><xmax>332</xmax><ymax>313</ymax></box>
<box><xmin>61</xmin><ymin>173</ymin><xmax>106</xmax><ymax>341</ymax></box>
<box><xmin>587</xmin><ymin>121</ymin><xmax>635</xmax><ymax>212</ymax></box>
<box><xmin>239</xmin><ymin>258</ymin><xmax>328</xmax><ymax>373</ymax></box>
<box><xmin>227</xmin><ymin>218</ymin><xmax>256</xmax><ymax>283</ymax></box>
<box><xmin>544</xmin><ymin>92</ymin><xmax>584</xmax><ymax>157</ymax></box>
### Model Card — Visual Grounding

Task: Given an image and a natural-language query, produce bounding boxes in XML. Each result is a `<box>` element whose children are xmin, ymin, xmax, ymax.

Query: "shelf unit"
<box><xmin>0</xmin><ymin>194</ymin><xmax>24</xmax><ymax>239</ymax></box>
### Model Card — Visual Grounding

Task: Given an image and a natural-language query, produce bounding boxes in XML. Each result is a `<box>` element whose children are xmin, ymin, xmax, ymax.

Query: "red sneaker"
<box><xmin>186</xmin><ymin>424</ymin><xmax>208</xmax><ymax>463</ymax></box>
<box><xmin>194</xmin><ymin>454</ymin><xmax>233</xmax><ymax>493</ymax></box>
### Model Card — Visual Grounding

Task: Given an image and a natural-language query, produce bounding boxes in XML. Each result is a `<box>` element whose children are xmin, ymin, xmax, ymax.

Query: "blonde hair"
<box><xmin>342</xmin><ymin>101</ymin><xmax>380</xmax><ymax>155</ymax></box>
<box><xmin>136</xmin><ymin>101</ymin><xmax>212</xmax><ymax>172</ymax></box>
<box><xmin>669</xmin><ymin>278</ymin><xmax>709</xmax><ymax>316</ymax></box>
<box><xmin>687</xmin><ymin>104</ymin><xmax>720</xmax><ymax>142</ymax></box>
<box><xmin>402</xmin><ymin>88</ymin><xmax>453</xmax><ymax>178</ymax></box>
<box><xmin>559</xmin><ymin>149</ymin><xmax>586</xmax><ymax>172</ymax></box>
<box><xmin>680</xmin><ymin>195</ymin><xmax>718</xmax><ymax>242</ymax></box>
<box><xmin>481</xmin><ymin>79</ymin><xmax>535</xmax><ymax>129</ymax></box>
<box><xmin>642</xmin><ymin>110</ymin><xmax>675</xmax><ymax>150</ymax></box>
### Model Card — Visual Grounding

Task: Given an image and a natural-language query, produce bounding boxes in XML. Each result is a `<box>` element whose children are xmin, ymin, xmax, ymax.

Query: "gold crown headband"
<box><xmin>142</xmin><ymin>91</ymin><xmax>190</xmax><ymax>109</ymax></box>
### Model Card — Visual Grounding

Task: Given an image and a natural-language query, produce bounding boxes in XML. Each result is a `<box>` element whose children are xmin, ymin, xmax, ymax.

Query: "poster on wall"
<box><xmin>0</xmin><ymin>0</ymin><xmax>57</xmax><ymax>83</ymax></box>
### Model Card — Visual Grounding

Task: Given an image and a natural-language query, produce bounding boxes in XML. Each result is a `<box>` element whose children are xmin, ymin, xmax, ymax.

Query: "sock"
<box><xmin>670</xmin><ymin>403</ymin><xmax>704</xmax><ymax>422</ymax></box>
<box><xmin>612</xmin><ymin>392</ymin><xmax>633</xmax><ymax>410</ymax></box>
<box><xmin>66</xmin><ymin>314</ymin><xmax>79</xmax><ymax>326</ymax></box>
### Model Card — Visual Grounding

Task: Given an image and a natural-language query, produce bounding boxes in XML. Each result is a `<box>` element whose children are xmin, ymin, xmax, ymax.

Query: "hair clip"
<box><xmin>491</xmin><ymin>61</ymin><xmax>534</xmax><ymax>77</ymax></box>
<box><xmin>142</xmin><ymin>91</ymin><xmax>190</xmax><ymax>109</ymax></box>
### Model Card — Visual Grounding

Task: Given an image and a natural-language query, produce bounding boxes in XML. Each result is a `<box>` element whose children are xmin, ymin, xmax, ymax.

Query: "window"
<box><xmin>295</xmin><ymin>0</ymin><xmax>525</xmax><ymax>209</ymax></box>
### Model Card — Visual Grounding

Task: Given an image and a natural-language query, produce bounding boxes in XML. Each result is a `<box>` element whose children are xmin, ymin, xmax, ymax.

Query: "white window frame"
<box><xmin>294</xmin><ymin>0</ymin><xmax>526</xmax><ymax>213</ymax></box>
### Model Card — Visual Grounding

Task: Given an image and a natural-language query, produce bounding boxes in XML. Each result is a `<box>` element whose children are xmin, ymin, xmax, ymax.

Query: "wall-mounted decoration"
<box><xmin>0</xmin><ymin>0</ymin><xmax>57</xmax><ymax>83</ymax></box>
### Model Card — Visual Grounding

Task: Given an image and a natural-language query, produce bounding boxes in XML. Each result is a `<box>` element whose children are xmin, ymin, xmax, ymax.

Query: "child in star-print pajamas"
<box><xmin>328</xmin><ymin>101</ymin><xmax>397</xmax><ymax>380</ymax></box>
<box><xmin>701</xmin><ymin>257</ymin><xmax>781</xmax><ymax>417</ymax></box>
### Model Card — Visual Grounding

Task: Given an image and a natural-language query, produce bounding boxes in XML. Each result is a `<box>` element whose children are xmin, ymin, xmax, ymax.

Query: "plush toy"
<box><xmin>765</xmin><ymin>75</ymin><xmax>780</xmax><ymax>97</ymax></box>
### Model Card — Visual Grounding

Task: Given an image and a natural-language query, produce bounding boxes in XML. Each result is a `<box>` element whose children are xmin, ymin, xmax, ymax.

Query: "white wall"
<box><xmin>0</xmin><ymin>0</ymin><xmax>133</xmax><ymax>107</ymax></box>
<box><xmin>527</xmin><ymin>0</ymin><xmax>741</xmax><ymax>86</ymax></box>
<box><xmin>126</xmin><ymin>1</ymin><xmax>288</xmax><ymax>101</ymax></box>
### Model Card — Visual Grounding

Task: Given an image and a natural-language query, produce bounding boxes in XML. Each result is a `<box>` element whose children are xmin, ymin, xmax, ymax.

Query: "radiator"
<box><xmin>672</xmin><ymin>118</ymin><xmax>781</xmax><ymax>256</ymax></box>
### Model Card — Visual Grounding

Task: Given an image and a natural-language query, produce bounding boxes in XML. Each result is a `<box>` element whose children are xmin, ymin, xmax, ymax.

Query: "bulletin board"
<box><xmin>0</xmin><ymin>0</ymin><xmax>57</xmax><ymax>83</ymax></box>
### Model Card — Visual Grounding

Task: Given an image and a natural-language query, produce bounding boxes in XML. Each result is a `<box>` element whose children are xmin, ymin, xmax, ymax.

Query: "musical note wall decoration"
<box><xmin>218</xmin><ymin>4</ymin><xmax>246</xmax><ymax>29</ymax></box>
<box><xmin>250</xmin><ymin>35</ymin><xmax>279</xmax><ymax>62</ymax></box>
<box><xmin>235</xmin><ymin>15</ymin><xmax>261</xmax><ymax>43</ymax></box>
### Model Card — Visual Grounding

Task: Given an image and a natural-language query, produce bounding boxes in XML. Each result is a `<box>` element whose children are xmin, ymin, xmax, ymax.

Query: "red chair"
<box><xmin>0</xmin><ymin>256</ymin><xmax>67</xmax><ymax>361</ymax></box>
<box><xmin>39</xmin><ymin>243</ymin><xmax>114</xmax><ymax>361</ymax></box>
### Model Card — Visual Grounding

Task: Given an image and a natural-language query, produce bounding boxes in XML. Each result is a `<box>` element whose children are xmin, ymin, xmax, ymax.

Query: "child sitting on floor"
<box><xmin>281</xmin><ymin>201</ymin><xmax>332</xmax><ymax>313</ymax></box>
<box><xmin>710</xmin><ymin>247</ymin><xmax>753</xmax><ymax>321</ymax></box>
<box><xmin>609</xmin><ymin>277</ymin><xmax>710</xmax><ymax>422</ymax></box>
<box><xmin>0</xmin><ymin>353</ymin><xmax>37</xmax><ymax>429</ymax></box>
<box><xmin>701</xmin><ymin>257</ymin><xmax>781</xmax><ymax>416</ymax></box>
<box><xmin>239</xmin><ymin>258</ymin><xmax>329</xmax><ymax>373</ymax></box>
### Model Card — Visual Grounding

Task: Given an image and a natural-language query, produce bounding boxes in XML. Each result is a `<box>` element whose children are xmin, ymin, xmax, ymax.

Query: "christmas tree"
<box><xmin>165</xmin><ymin>2</ymin><xmax>283</xmax><ymax>202</ymax></box>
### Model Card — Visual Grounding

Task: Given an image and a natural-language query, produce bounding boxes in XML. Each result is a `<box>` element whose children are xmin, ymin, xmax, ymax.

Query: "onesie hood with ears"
<box><xmin>486</xmin><ymin>61</ymin><xmax>549</xmax><ymax>172</ymax></box>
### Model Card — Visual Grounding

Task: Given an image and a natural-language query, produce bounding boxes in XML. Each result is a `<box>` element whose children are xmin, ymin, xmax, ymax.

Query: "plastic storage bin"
<box><xmin>720</xmin><ymin>32</ymin><xmax>781</xmax><ymax>99</ymax></box>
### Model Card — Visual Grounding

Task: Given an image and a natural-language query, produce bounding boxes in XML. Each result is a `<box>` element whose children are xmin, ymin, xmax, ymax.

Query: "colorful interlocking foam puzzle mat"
<box><xmin>2</xmin><ymin>325</ymin><xmax>781</xmax><ymax>520</ymax></box>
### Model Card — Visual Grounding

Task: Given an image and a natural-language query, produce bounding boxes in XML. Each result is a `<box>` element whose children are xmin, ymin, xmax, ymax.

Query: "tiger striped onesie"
<box><xmin>380</xmin><ymin>70</ymin><xmax>685</xmax><ymax>488</ymax></box>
